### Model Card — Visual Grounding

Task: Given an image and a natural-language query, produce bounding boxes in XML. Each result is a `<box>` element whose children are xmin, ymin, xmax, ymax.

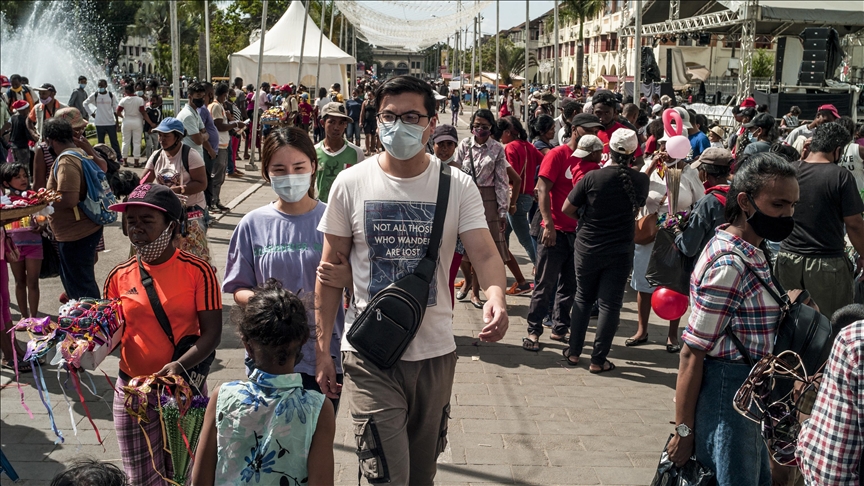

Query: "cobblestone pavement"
<box><xmin>2</xmin><ymin>115</ymin><xmax>682</xmax><ymax>485</ymax></box>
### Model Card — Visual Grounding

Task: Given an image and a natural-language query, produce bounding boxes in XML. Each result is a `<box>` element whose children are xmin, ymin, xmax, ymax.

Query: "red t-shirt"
<box><xmin>505</xmin><ymin>140</ymin><xmax>543</xmax><ymax>195</ymax></box>
<box><xmin>538</xmin><ymin>145</ymin><xmax>600</xmax><ymax>233</ymax></box>
<box><xmin>597</xmin><ymin>121</ymin><xmax>643</xmax><ymax>164</ymax></box>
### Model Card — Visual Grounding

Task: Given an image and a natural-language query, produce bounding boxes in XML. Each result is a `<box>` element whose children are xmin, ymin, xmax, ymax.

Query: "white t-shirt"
<box><xmin>839</xmin><ymin>142</ymin><xmax>864</xmax><ymax>191</ymax></box>
<box><xmin>639</xmin><ymin>162</ymin><xmax>704</xmax><ymax>218</ymax></box>
<box><xmin>118</xmin><ymin>95</ymin><xmax>145</xmax><ymax>124</ymax></box>
<box><xmin>86</xmin><ymin>92</ymin><xmax>119</xmax><ymax>126</ymax></box>
<box><xmin>318</xmin><ymin>156</ymin><xmax>488</xmax><ymax>361</ymax></box>
<box><xmin>208</xmin><ymin>101</ymin><xmax>230</xmax><ymax>148</ymax></box>
<box><xmin>144</xmin><ymin>146</ymin><xmax>207</xmax><ymax>209</ymax></box>
<box><xmin>177</xmin><ymin>104</ymin><xmax>205</xmax><ymax>157</ymax></box>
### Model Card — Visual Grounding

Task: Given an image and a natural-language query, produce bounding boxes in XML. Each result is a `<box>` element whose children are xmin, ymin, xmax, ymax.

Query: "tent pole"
<box><xmin>205</xmin><ymin>1</ymin><xmax>211</xmax><ymax>82</ymax></box>
<box><xmin>170</xmin><ymin>1</ymin><xmax>180</xmax><ymax>111</ymax></box>
<box><xmin>495</xmin><ymin>0</ymin><xmax>500</xmax><ymax>113</ymax></box>
<box><xmin>352</xmin><ymin>25</ymin><xmax>357</xmax><ymax>94</ymax></box>
<box><xmin>525</xmin><ymin>0</ymin><xmax>529</xmax><ymax>123</ymax></box>
<box><xmin>471</xmin><ymin>12</ymin><xmax>476</xmax><ymax>118</ymax></box>
<box><xmin>247</xmin><ymin>0</ymin><xmax>268</xmax><ymax>171</ymax></box>
<box><xmin>328</xmin><ymin>0</ymin><xmax>336</xmax><ymax>42</ymax></box>
<box><xmin>553</xmin><ymin>0</ymin><xmax>559</xmax><ymax>106</ymax></box>
<box><xmin>634</xmin><ymin>0</ymin><xmax>642</xmax><ymax>101</ymax></box>
<box><xmin>297</xmin><ymin>0</ymin><xmax>310</xmax><ymax>89</ymax></box>
<box><xmin>315</xmin><ymin>0</ymin><xmax>326</xmax><ymax>97</ymax></box>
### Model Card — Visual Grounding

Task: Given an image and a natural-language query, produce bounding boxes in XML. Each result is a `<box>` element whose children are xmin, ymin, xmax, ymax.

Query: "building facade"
<box><xmin>117</xmin><ymin>35</ymin><xmax>157</xmax><ymax>76</ymax></box>
<box><xmin>372</xmin><ymin>48</ymin><xmax>424</xmax><ymax>79</ymax></box>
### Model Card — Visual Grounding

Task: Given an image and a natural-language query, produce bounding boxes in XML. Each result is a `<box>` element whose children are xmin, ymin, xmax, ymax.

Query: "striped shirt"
<box><xmin>796</xmin><ymin>321</ymin><xmax>864</xmax><ymax>485</ymax></box>
<box><xmin>682</xmin><ymin>226</ymin><xmax>781</xmax><ymax>361</ymax></box>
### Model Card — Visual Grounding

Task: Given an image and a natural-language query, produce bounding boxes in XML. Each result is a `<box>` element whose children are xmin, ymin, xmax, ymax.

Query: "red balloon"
<box><xmin>651</xmin><ymin>286</ymin><xmax>689</xmax><ymax>321</ymax></box>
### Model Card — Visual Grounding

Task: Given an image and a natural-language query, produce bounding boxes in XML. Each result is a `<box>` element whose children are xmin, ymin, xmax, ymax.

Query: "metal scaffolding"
<box><xmin>737</xmin><ymin>0</ymin><xmax>756</xmax><ymax>101</ymax></box>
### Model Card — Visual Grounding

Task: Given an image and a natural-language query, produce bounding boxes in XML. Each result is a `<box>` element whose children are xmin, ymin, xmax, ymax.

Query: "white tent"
<box><xmin>230</xmin><ymin>1</ymin><xmax>355</xmax><ymax>91</ymax></box>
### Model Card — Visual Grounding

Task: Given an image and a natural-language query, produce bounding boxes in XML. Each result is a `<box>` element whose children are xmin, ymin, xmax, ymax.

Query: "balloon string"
<box><xmin>58</xmin><ymin>367</ymin><xmax>80</xmax><ymax>443</ymax></box>
<box><xmin>69</xmin><ymin>368</ymin><xmax>105</xmax><ymax>450</ymax></box>
<box><xmin>8</xmin><ymin>328</ymin><xmax>33</xmax><ymax>418</ymax></box>
<box><xmin>33</xmin><ymin>359</ymin><xmax>63</xmax><ymax>444</ymax></box>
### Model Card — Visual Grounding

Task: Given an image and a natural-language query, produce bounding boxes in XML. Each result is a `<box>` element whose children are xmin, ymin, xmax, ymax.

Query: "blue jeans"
<box><xmin>346</xmin><ymin>121</ymin><xmax>360</xmax><ymax>145</ymax></box>
<box><xmin>695</xmin><ymin>358</ymin><xmax>771</xmax><ymax>486</ymax></box>
<box><xmin>507</xmin><ymin>194</ymin><xmax>536</xmax><ymax>265</ymax></box>
<box><xmin>57</xmin><ymin>228</ymin><xmax>103</xmax><ymax>299</ymax></box>
<box><xmin>96</xmin><ymin>125</ymin><xmax>121</xmax><ymax>161</ymax></box>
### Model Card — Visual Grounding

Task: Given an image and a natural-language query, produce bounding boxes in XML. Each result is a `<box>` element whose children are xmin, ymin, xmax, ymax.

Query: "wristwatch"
<box><xmin>675</xmin><ymin>423</ymin><xmax>692</xmax><ymax>438</ymax></box>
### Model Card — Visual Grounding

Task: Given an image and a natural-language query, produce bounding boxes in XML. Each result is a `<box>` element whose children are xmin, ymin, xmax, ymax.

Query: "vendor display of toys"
<box><xmin>261</xmin><ymin>106</ymin><xmax>288</xmax><ymax>125</ymax></box>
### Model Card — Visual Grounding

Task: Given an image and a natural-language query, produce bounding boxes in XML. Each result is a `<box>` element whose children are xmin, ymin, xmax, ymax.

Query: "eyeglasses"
<box><xmin>377</xmin><ymin>112</ymin><xmax>429</xmax><ymax>125</ymax></box>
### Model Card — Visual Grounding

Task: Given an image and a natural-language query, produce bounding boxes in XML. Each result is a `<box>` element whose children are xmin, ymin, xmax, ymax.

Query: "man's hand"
<box><xmin>666</xmin><ymin>433</ymin><xmax>694</xmax><ymax>467</ymax></box>
<box><xmin>315</xmin><ymin>352</ymin><xmax>341</xmax><ymax>399</ymax></box>
<box><xmin>478</xmin><ymin>295</ymin><xmax>508</xmax><ymax>342</ymax></box>
<box><xmin>206</xmin><ymin>145</ymin><xmax>217</xmax><ymax>159</ymax></box>
<box><xmin>541</xmin><ymin>225</ymin><xmax>556</xmax><ymax>247</ymax></box>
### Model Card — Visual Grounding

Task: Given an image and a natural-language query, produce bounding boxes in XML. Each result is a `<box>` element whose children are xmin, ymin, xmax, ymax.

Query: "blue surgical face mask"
<box><xmin>270</xmin><ymin>173</ymin><xmax>312</xmax><ymax>203</ymax></box>
<box><xmin>79</xmin><ymin>84</ymin><xmax>87</xmax><ymax>90</ymax></box>
<box><xmin>136</xmin><ymin>91</ymin><xmax>144</xmax><ymax>96</ymax></box>
<box><xmin>379</xmin><ymin>120</ymin><xmax>429</xmax><ymax>160</ymax></box>
<box><xmin>99</xmin><ymin>87</ymin><xmax>107</xmax><ymax>94</ymax></box>
<box><xmin>748</xmin><ymin>130</ymin><xmax>758</xmax><ymax>143</ymax></box>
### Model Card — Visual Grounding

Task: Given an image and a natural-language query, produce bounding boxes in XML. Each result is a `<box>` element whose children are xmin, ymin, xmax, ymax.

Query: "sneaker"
<box><xmin>208</xmin><ymin>205</ymin><xmax>223</xmax><ymax>214</ymax></box>
<box><xmin>506</xmin><ymin>281</ymin><xmax>533</xmax><ymax>295</ymax></box>
<box><xmin>216</xmin><ymin>204</ymin><xmax>230</xmax><ymax>212</ymax></box>
<box><xmin>228</xmin><ymin>172</ymin><xmax>243</xmax><ymax>178</ymax></box>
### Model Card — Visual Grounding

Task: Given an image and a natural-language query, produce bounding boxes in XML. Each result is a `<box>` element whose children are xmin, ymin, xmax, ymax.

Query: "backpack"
<box><xmin>154</xmin><ymin>145</ymin><xmax>191</xmax><ymax>175</ymax></box>
<box><xmin>54</xmin><ymin>150</ymin><xmax>118</xmax><ymax>225</ymax></box>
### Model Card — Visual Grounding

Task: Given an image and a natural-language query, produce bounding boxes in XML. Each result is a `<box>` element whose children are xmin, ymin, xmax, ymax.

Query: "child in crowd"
<box><xmin>192</xmin><ymin>279</ymin><xmax>335</xmax><ymax>486</ymax></box>
<box><xmin>50</xmin><ymin>459</ymin><xmax>129</xmax><ymax>486</ymax></box>
<box><xmin>1</xmin><ymin>163</ymin><xmax>43</xmax><ymax>319</ymax></box>
<box><xmin>708</xmin><ymin>126</ymin><xmax>726</xmax><ymax>149</ymax></box>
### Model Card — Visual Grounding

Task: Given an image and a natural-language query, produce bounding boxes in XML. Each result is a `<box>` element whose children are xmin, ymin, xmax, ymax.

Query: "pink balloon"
<box><xmin>662</xmin><ymin>109</ymin><xmax>684</xmax><ymax>137</ymax></box>
<box><xmin>651</xmin><ymin>286</ymin><xmax>689</xmax><ymax>321</ymax></box>
<box><xmin>666</xmin><ymin>135</ymin><xmax>691</xmax><ymax>159</ymax></box>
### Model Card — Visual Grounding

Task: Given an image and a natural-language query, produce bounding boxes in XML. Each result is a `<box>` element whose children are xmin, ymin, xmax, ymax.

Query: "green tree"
<box><xmin>752</xmin><ymin>49</ymin><xmax>774</xmax><ymax>79</ymax></box>
<box><xmin>130</xmin><ymin>1</ymin><xmax>198</xmax><ymax>78</ymax></box>
<box><xmin>559</xmin><ymin>0</ymin><xmax>607</xmax><ymax>85</ymax></box>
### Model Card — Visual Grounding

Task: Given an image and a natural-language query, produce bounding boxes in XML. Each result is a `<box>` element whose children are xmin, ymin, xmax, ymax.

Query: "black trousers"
<box><xmin>526</xmin><ymin>230</ymin><xmax>576</xmax><ymax>337</ymax></box>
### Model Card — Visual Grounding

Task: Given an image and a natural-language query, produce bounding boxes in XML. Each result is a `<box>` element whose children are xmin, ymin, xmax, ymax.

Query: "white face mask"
<box><xmin>270</xmin><ymin>173</ymin><xmax>311</xmax><ymax>203</ymax></box>
<box><xmin>440</xmin><ymin>154</ymin><xmax>455</xmax><ymax>164</ymax></box>
<box><xmin>379</xmin><ymin>120</ymin><xmax>429</xmax><ymax>160</ymax></box>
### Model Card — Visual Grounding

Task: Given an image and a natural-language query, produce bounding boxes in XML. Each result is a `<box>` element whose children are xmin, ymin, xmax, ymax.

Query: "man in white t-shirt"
<box><xmin>315</xmin><ymin>76</ymin><xmax>509</xmax><ymax>485</ymax></box>
<box><xmin>85</xmin><ymin>79</ymin><xmax>121</xmax><ymax>160</ymax></box>
<box><xmin>176</xmin><ymin>83</ymin><xmax>208</xmax><ymax>159</ymax></box>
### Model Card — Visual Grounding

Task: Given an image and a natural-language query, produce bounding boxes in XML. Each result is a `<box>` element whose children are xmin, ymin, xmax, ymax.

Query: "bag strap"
<box><xmin>413</xmin><ymin>162</ymin><xmax>451</xmax><ymax>283</ymax></box>
<box><xmin>137</xmin><ymin>256</ymin><xmax>176</xmax><ymax>347</ymax></box>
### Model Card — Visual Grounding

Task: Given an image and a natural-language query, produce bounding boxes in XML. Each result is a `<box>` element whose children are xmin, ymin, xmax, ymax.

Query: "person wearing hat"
<box><xmin>675</xmin><ymin>148</ymin><xmax>733</xmax><ymax>258</ymax></box>
<box><xmin>741</xmin><ymin>112</ymin><xmax>778</xmax><ymax>157</ymax></box>
<box><xmin>280</xmin><ymin>83</ymin><xmax>299</xmax><ymax>128</ymax></box>
<box><xmin>674</xmin><ymin>107</ymin><xmax>711</xmax><ymax>158</ymax></box>
<box><xmin>708</xmin><ymin>125</ymin><xmax>726</xmax><ymax>149</ymax></box>
<box><xmin>562</xmin><ymin>128</ymin><xmax>649</xmax><ymax>372</ymax></box>
<box><xmin>104</xmin><ymin>183</ymin><xmax>222</xmax><ymax>485</ymax></box>
<box><xmin>8</xmin><ymin>100</ymin><xmax>33</xmax><ymax>166</ymax></box>
<box><xmin>314</xmin><ymin>101</ymin><xmax>364</xmax><ymax>203</ymax></box>
<box><xmin>27</xmin><ymin>83</ymin><xmax>66</xmax><ymax>143</ymax></box>
<box><xmin>592</xmin><ymin>91</ymin><xmax>644</xmax><ymax>165</ymax></box>
<box><xmin>784</xmin><ymin>103</ymin><xmax>840</xmax><ymax>148</ymax></box>
<box><xmin>5</xmin><ymin>74</ymin><xmax>34</xmax><ymax>114</ymax></box>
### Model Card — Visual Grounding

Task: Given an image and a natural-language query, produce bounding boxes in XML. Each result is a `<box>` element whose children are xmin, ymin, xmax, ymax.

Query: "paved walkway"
<box><xmin>2</xmin><ymin>116</ymin><xmax>683</xmax><ymax>485</ymax></box>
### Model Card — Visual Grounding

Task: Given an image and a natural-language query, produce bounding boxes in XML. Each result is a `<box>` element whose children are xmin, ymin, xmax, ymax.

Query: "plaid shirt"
<box><xmin>682</xmin><ymin>226</ymin><xmax>781</xmax><ymax>360</ymax></box>
<box><xmin>796</xmin><ymin>321</ymin><xmax>864</xmax><ymax>485</ymax></box>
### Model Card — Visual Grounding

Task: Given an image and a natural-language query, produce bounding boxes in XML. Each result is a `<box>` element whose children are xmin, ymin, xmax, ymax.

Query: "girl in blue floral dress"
<box><xmin>192</xmin><ymin>279</ymin><xmax>336</xmax><ymax>485</ymax></box>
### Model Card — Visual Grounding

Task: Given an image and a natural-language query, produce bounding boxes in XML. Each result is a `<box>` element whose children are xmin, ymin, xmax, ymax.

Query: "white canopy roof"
<box><xmin>230</xmin><ymin>0</ymin><xmax>355</xmax><ymax>89</ymax></box>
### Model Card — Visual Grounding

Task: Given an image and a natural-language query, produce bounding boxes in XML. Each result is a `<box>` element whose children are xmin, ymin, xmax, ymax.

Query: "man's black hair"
<box><xmin>261</xmin><ymin>82</ymin><xmax>270</xmax><ymax>90</ymax></box>
<box><xmin>10</xmin><ymin>74</ymin><xmax>21</xmax><ymax>82</ymax></box>
<box><xmin>123</xmin><ymin>84</ymin><xmax>134</xmax><ymax>94</ymax></box>
<box><xmin>43</xmin><ymin>118</ymin><xmax>75</xmax><ymax>144</ymax></box>
<box><xmin>831</xmin><ymin>304</ymin><xmax>864</xmax><ymax>331</ymax></box>
<box><xmin>215</xmin><ymin>83</ymin><xmax>230</xmax><ymax>97</ymax></box>
<box><xmin>373</xmin><ymin>75</ymin><xmax>437</xmax><ymax>117</ymax></box>
<box><xmin>78</xmin><ymin>76</ymin><xmax>87</xmax><ymax>83</ymax></box>
<box><xmin>188</xmin><ymin>82</ymin><xmax>206</xmax><ymax>94</ymax></box>
<box><xmin>810</xmin><ymin>122</ymin><xmax>852</xmax><ymax>155</ymax></box>
<box><xmin>592</xmin><ymin>91</ymin><xmax>617</xmax><ymax>110</ymax></box>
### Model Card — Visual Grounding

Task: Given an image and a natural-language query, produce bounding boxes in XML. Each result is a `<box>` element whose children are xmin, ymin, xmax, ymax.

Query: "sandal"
<box><xmin>506</xmin><ymin>281</ymin><xmax>533</xmax><ymax>296</ymax></box>
<box><xmin>456</xmin><ymin>287</ymin><xmax>469</xmax><ymax>301</ymax></box>
<box><xmin>470</xmin><ymin>299</ymin><xmax>485</xmax><ymax>309</ymax></box>
<box><xmin>454</xmin><ymin>279</ymin><xmax>465</xmax><ymax>289</ymax></box>
<box><xmin>1</xmin><ymin>359</ymin><xmax>33</xmax><ymax>373</ymax></box>
<box><xmin>589</xmin><ymin>360</ymin><xmax>616</xmax><ymax>374</ymax></box>
<box><xmin>666</xmin><ymin>343</ymin><xmax>682</xmax><ymax>353</ymax></box>
<box><xmin>625</xmin><ymin>335</ymin><xmax>649</xmax><ymax>347</ymax></box>
<box><xmin>522</xmin><ymin>336</ymin><xmax>540</xmax><ymax>352</ymax></box>
<box><xmin>549</xmin><ymin>333</ymin><xmax>569</xmax><ymax>343</ymax></box>
<box><xmin>562</xmin><ymin>348</ymin><xmax>579</xmax><ymax>366</ymax></box>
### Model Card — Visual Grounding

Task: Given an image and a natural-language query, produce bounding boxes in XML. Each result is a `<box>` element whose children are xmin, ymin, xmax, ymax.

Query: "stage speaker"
<box><xmin>803</xmin><ymin>39</ymin><xmax>829</xmax><ymax>51</ymax></box>
<box><xmin>698</xmin><ymin>33</ymin><xmax>711</xmax><ymax>46</ymax></box>
<box><xmin>775</xmin><ymin>37</ymin><xmax>787</xmax><ymax>84</ymax></box>
<box><xmin>799</xmin><ymin>72</ymin><xmax>826</xmax><ymax>86</ymax></box>
<box><xmin>801</xmin><ymin>60</ymin><xmax>827</xmax><ymax>73</ymax></box>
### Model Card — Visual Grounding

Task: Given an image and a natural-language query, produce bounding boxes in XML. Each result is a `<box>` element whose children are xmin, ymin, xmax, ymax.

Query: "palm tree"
<box><xmin>497</xmin><ymin>41</ymin><xmax>538</xmax><ymax>85</ymax></box>
<box><xmin>559</xmin><ymin>0</ymin><xmax>607</xmax><ymax>86</ymax></box>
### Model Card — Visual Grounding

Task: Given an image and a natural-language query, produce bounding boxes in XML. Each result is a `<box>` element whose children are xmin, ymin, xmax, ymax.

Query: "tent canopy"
<box><xmin>230</xmin><ymin>0</ymin><xmax>355</xmax><ymax>90</ymax></box>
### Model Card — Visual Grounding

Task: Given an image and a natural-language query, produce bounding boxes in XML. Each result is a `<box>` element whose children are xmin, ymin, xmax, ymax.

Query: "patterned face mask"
<box><xmin>134</xmin><ymin>223</ymin><xmax>174</xmax><ymax>262</ymax></box>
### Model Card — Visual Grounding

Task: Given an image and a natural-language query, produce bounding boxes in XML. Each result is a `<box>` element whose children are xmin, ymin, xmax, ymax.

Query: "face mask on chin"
<box><xmin>745</xmin><ymin>194</ymin><xmax>794</xmax><ymax>242</ymax></box>
<box><xmin>133</xmin><ymin>223</ymin><xmax>175</xmax><ymax>262</ymax></box>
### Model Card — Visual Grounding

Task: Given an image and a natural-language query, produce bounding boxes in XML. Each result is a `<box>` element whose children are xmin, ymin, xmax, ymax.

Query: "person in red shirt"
<box><xmin>500</xmin><ymin>116</ymin><xmax>543</xmax><ymax>267</ymax></box>
<box><xmin>592</xmin><ymin>91</ymin><xmax>644</xmax><ymax>167</ymax></box>
<box><xmin>522</xmin><ymin>115</ymin><xmax>602</xmax><ymax>351</ymax></box>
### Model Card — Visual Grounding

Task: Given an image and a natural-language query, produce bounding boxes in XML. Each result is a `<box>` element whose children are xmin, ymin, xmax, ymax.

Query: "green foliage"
<box><xmin>464</xmin><ymin>36</ymin><xmax>537</xmax><ymax>84</ymax></box>
<box><xmin>752</xmin><ymin>49</ymin><xmax>774</xmax><ymax>78</ymax></box>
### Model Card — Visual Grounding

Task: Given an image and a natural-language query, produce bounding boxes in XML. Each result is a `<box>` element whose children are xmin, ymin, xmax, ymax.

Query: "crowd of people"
<box><xmin>2</xmin><ymin>67</ymin><xmax>864</xmax><ymax>486</ymax></box>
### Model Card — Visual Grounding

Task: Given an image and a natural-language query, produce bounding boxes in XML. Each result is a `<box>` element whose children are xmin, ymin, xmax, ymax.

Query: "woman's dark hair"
<box><xmin>43</xmin><ymin>118</ymin><xmax>75</xmax><ymax>144</ymax></box>
<box><xmin>0</xmin><ymin>162</ymin><xmax>28</xmax><ymax>188</ymax></box>
<box><xmin>725</xmin><ymin>152</ymin><xmax>798</xmax><ymax>224</ymax></box>
<box><xmin>239</xmin><ymin>279</ymin><xmax>310</xmax><ymax>367</ymax></box>
<box><xmin>471</xmin><ymin>109</ymin><xmax>499</xmax><ymax>139</ymax></box>
<box><xmin>51</xmin><ymin>459</ymin><xmax>129</xmax><ymax>486</ymax></box>
<box><xmin>318</xmin><ymin>87</ymin><xmax>327</xmax><ymax>99</ymax></box>
<box><xmin>770</xmin><ymin>142</ymin><xmax>800</xmax><ymax>162</ymax></box>
<box><xmin>789</xmin><ymin>106</ymin><xmax>801</xmax><ymax>116</ymax></box>
<box><xmin>836</xmin><ymin>116</ymin><xmax>856</xmax><ymax>142</ymax></box>
<box><xmin>610</xmin><ymin>151</ymin><xmax>639</xmax><ymax>215</ymax></box>
<box><xmin>561</xmin><ymin>100</ymin><xmax>580</xmax><ymax>138</ymax></box>
<box><xmin>530</xmin><ymin>114</ymin><xmax>555</xmax><ymax>141</ymax></box>
<box><xmin>757</xmin><ymin>104</ymin><xmax>769</xmax><ymax>113</ymax></box>
<box><xmin>647</xmin><ymin>119</ymin><xmax>665</xmax><ymax>140</ymax></box>
<box><xmin>109</xmin><ymin>170</ymin><xmax>140</xmax><ymax>198</ymax></box>
<box><xmin>373</xmin><ymin>75</ymin><xmax>437</xmax><ymax>117</ymax></box>
<box><xmin>740</xmin><ymin>107</ymin><xmax>757</xmax><ymax>121</ymax></box>
<box><xmin>810</xmin><ymin>122</ymin><xmax>852</xmax><ymax>154</ymax></box>
<box><xmin>261</xmin><ymin>127</ymin><xmax>318</xmax><ymax>198</ymax></box>
<box><xmin>502</xmin><ymin>116</ymin><xmax>528</xmax><ymax>141</ymax></box>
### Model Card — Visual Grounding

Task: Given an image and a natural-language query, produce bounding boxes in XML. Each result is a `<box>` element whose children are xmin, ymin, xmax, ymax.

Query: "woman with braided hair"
<box><xmin>561</xmin><ymin>129</ymin><xmax>649</xmax><ymax>372</ymax></box>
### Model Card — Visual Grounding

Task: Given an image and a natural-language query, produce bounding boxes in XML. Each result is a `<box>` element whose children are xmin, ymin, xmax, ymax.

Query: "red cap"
<box><xmin>0</xmin><ymin>75</ymin><xmax>9</xmax><ymax>88</ymax></box>
<box><xmin>740</xmin><ymin>97</ymin><xmax>756</xmax><ymax>108</ymax></box>
<box><xmin>817</xmin><ymin>104</ymin><xmax>841</xmax><ymax>119</ymax></box>
<box><xmin>11</xmin><ymin>100</ymin><xmax>29</xmax><ymax>111</ymax></box>
<box><xmin>280</xmin><ymin>84</ymin><xmax>292</xmax><ymax>93</ymax></box>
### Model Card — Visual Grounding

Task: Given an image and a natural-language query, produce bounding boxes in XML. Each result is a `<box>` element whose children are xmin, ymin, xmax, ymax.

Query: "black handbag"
<box><xmin>346</xmin><ymin>163</ymin><xmax>451</xmax><ymax>369</ymax></box>
<box><xmin>646</xmin><ymin>228</ymin><xmax>694</xmax><ymax>296</ymax></box>
<box><xmin>650</xmin><ymin>435</ymin><xmax>716</xmax><ymax>486</ymax></box>
<box><xmin>138</xmin><ymin>257</ymin><xmax>215</xmax><ymax>395</ymax></box>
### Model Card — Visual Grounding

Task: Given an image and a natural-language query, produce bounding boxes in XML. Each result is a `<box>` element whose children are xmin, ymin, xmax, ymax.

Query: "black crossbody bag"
<box><xmin>346</xmin><ymin>163</ymin><xmax>451</xmax><ymax>369</ymax></box>
<box><xmin>138</xmin><ymin>257</ymin><xmax>215</xmax><ymax>394</ymax></box>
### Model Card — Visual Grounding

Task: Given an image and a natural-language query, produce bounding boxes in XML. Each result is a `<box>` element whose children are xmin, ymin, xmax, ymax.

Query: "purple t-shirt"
<box><xmin>223</xmin><ymin>201</ymin><xmax>344</xmax><ymax>375</ymax></box>
<box><xmin>198</xmin><ymin>104</ymin><xmax>219</xmax><ymax>153</ymax></box>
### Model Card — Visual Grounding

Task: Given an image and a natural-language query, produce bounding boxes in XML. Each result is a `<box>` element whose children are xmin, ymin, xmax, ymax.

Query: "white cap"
<box><xmin>674</xmin><ymin>107</ymin><xmax>693</xmax><ymax>129</ymax></box>
<box><xmin>609</xmin><ymin>129</ymin><xmax>638</xmax><ymax>155</ymax></box>
<box><xmin>652</xmin><ymin>104</ymin><xmax>662</xmax><ymax>114</ymax></box>
<box><xmin>572</xmin><ymin>135</ymin><xmax>604</xmax><ymax>159</ymax></box>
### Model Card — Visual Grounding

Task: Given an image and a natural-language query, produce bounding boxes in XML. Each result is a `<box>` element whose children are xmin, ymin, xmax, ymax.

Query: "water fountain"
<box><xmin>0</xmin><ymin>0</ymin><xmax>113</xmax><ymax>103</ymax></box>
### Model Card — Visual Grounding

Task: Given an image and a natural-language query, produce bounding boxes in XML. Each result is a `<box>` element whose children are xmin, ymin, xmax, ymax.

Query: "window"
<box><xmin>136</xmin><ymin>46</ymin><xmax>140</xmax><ymax>56</ymax></box>
<box><xmin>610</xmin><ymin>33</ymin><xmax>618</xmax><ymax>51</ymax></box>
<box><xmin>600</xmin><ymin>35</ymin><xmax>607</xmax><ymax>52</ymax></box>
<box><xmin>570</xmin><ymin>41</ymin><xmax>575</xmax><ymax>56</ymax></box>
